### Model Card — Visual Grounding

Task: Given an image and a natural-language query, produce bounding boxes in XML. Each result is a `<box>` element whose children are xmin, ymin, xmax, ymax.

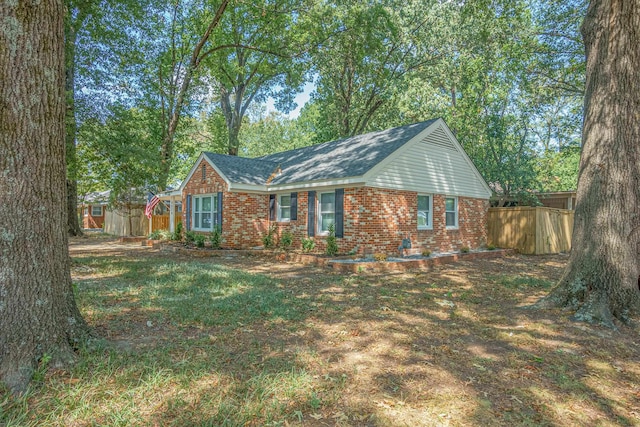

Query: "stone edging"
<box><xmin>152</xmin><ymin>241</ymin><xmax>512</xmax><ymax>272</ymax></box>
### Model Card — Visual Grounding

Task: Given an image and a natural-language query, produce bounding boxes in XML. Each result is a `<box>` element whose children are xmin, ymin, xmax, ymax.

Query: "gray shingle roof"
<box><xmin>204</xmin><ymin>119</ymin><xmax>439</xmax><ymax>186</ymax></box>
<box><xmin>203</xmin><ymin>152</ymin><xmax>278</xmax><ymax>185</ymax></box>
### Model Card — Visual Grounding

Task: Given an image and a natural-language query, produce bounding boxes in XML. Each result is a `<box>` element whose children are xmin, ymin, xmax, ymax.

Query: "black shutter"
<box><xmin>269</xmin><ymin>194</ymin><xmax>276</xmax><ymax>221</ymax></box>
<box><xmin>307</xmin><ymin>191</ymin><xmax>315</xmax><ymax>236</ymax></box>
<box><xmin>216</xmin><ymin>192</ymin><xmax>223</xmax><ymax>227</ymax></box>
<box><xmin>186</xmin><ymin>194</ymin><xmax>192</xmax><ymax>231</ymax></box>
<box><xmin>335</xmin><ymin>188</ymin><xmax>344</xmax><ymax>238</ymax></box>
<box><xmin>290</xmin><ymin>192</ymin><xmax>298</xmax><ymax>221</ymax></box>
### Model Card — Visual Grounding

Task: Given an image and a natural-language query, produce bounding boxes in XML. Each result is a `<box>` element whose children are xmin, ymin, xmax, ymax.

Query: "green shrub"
<box><xmin>185</xmin><ymin>230</ymin><xmax>196</xmax><ymax>244</ymax></box>
<box><xmin>301</xmin><ymin>237</ymin><xmax>315</xmax><ymax>253</ymax></box>
<box><xmin>486</xmin><ymin>243</ymin><xmax>496</xmax><ymax>250</ymax></box>
<box><xmin>279</xmin><ymin>230</ymin><xmax>294</xmax><ymax>251</ymax></box>
<box><xmin>148</xmin><ymin>230</ymin><xmax>161</xmax><ymax>240</ymax></box>
<box><xmin>209</xmin><ymin>225</ymin><xmax>222</xmax><ymax>249</ymax></box>
<box><xmin>460</xmin><ymin>246</ymin><xmax>470</xmax><ymax>253</ymax></box>
<box><xmin>194</xmin><ymin>234</ymin><xmax>206</xmax><ymax>248</ymax></box>
<box><xmin>422</xmin><ymin>249</ymin><xmax>432</xmax><ymax>257</ymax></box>
<box><xmin>262</xmin><ymin>225</ymin><xmax>277</xmax><ymax>249</ymax></box>
<box><xmin>325</xmin><ymin>224</ymin><xmax>339</xmax><ymax>256</ymax></box>
<box><xmin>171</xmin><ymin>221</ymin><xmax>183</xmax><ymax>241</ymax></box>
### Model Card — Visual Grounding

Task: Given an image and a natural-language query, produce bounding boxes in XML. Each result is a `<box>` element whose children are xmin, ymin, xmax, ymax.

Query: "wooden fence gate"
<box><xmin>151</xmin><ymin>215</ymin><xmax>181</xmax><ymax>232</ymax></box>
<box><xmin>487</xmin><ymin>207</ymin><xmax>574</xmax><ymax>255</ymax></box>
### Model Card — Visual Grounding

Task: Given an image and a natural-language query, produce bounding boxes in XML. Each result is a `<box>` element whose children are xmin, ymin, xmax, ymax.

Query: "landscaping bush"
<box><xmin>185</xmin><ymin>230</ymin><xmax>196</xmax><ymax>244</ymax></box>
<box><xmin>209</xmin><ymin>225</ymin><xmax>222</xmax><ymax>249</ymax></box>
<box><xmin>171</xmin><ymin>221</ymin><xmax>183</xmax><ymax>241</ymax></box>
<box><xmin>460</xmin><ymin>246</ymin><xmax>470</xmax><ymax>253</ymax></box>
<box><xmin>194</xmin><ymin>234</ymin><xmax>206</xmax><ymax>248</ymax></box>
<box><xmin>301</xmin><ymin>237</ymin><xmax>315</xmax><ymax>253</ymax></box>
<box><xmin>262</xmin><ymin>225</ymin><xmax>277</xmax><ymax>249</ymax></box>
<box><xmin>148</xmin><ymin>230</ymin><xmax>162</xmax><ymax>240</ymax></box>
<box><xmin>325</xmin><ymin>224</ymin><xmax>338</xmax><ymax>256</ymax></box>
<box><xmin>279</xmin><ymin>230</ymin><xmax>294</xmax><ymax>251</ymax></box>
<box><xmin>422</xmin><ymin>249</ymin><xmax>432</xmax><ymax>257</ymax></box>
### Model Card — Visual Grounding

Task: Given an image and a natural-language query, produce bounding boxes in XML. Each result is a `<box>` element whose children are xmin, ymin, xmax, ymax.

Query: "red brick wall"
<box><xmin>82</xmin><ymin>205</ymin><xmax>105</xmax><ymax>228</ymax></box>
<box><xmin>271</xmin><ymin>187</ymin><xmax>487</xmax><ymax>255</ymax></box>
<box><xmin>182</xmin><ymin>159</ymin><xmax>269</xmax><ymax>248</ymax></box>
<box><xmin>417</xmin><ymin>194</ymin><xmax>489</xmax><ymax>253</ymax></box>
<box><xmin>182</xmin><ymin>158</ymin><xmax>488</xmax><ymax>253</ymax></box>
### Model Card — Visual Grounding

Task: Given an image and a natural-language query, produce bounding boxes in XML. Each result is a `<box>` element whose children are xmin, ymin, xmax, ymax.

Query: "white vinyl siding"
<box><xmin>366</xmin><ymin>125</ymin><xmax>491</xmax><ymax>199</ymax></box>
<box><xmin>445</xmin><ymin>197</ymin><xmax>458</xmax><ymax>229</ymax></box>
<box><xmin>278</xmin><ymin>194</ymin><xmax>291</xmax><ymax>221</ymax></box>
<box><xmin>193</xmin><ymin>194</ymin><xmax>217</xmax><ymax>231</ymax></box>
<box><xmin>417</xmin><ymin>195</ymin><xmax>432</xmax><ymax>230</ymax></box>
<box><xmin>318</xmin><ymin>192</ymin><xmax>335</xmax><ymax>233</ymax></box>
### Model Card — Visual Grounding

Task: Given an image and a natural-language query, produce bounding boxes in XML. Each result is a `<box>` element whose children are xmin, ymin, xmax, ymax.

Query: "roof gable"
<box><xmin>365</xmin><ymin>120</ymin><xmax>492</xmax><ymax>199</ymax></box>
<box><xmin>203</xmin><ymin>152</ymin><xmax>278</xmax><ymax>185</ymax></box>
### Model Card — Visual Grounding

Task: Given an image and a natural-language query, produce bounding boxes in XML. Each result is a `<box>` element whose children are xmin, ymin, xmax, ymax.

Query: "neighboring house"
<box><xmin>78</xmin><ymin>189</ymin><xmax>150</xmax><ymax>236</ymax></box>
<box><xmin>537</xmin><ymin>191</ymin><xmax>576</xmax><ymax>210</ymax></box>
<box><xmin>78</xmin><ymin>190</ymin><xmax>109</xmax><ymax>229</ymax></box>
<box><xmin>173</xmin><ymin>118</ymin><xmax>492</xmax><ymax>254</ymax></box>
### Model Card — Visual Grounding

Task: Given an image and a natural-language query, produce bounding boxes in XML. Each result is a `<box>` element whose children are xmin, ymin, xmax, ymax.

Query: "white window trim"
<box><xmin>317</xmin><ymin>191</ymin><xmax>335</xmax><ymax>235</ymax></box>
<box><xmin>277</xmin><ymin>194</ymin><xmax>291</xmax><ymax>222</ymax></box>
<box><xmin>192</xmin><ymin>194</ymin><xmax>217</xmax><ymax>232</ymax></box>
<box><xmin>417</xmin><ymin>194</ymin><xmax>433</xmax><ymax>230</ymax></box>
<box><xmin>91</xmin><ymin>205</ymin><xmax>103</xmax><ymax>216</ymax></box>
<box><xmin>445</xmin><ymin>196</ymin><xmax>458</xmax><ymax>229</ymax></box>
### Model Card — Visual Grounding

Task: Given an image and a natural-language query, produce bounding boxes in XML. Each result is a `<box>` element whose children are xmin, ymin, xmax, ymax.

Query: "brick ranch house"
<box><xmin>159</xmin><ymin>118</ymin><xmax>492</xmax><ymax>255</ymax></box>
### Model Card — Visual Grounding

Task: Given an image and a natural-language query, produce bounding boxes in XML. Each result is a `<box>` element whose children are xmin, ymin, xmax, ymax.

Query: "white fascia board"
<box><xmin>437</xmin><ymin>121</ymin><xmax>493</xmax><ymax>198</ymax></box>
<box><xmin>157</xmin><ymin>189</ymin><xmax>182</xmax><ymax>199</ymax></box>
<box><xmin>266</xmin><ymin>177</ymin><xmax>366</xmax><ymax>192</ymax></box>
<box><xmin>228</xmin><ymin>177</ymin><xmax>366</xmax><ymax>194</ymax></box>
<box><xmin>228</xmin><ymin>183</ymin><xmax>268</xmax><ymax>193</ymax></box>
<box><xmin>178</xmin><ymin>153</ymin><xmax>231</xmax><ymax>192</ymax></box>
<box><xmin>362</xmin><ymin>119</ymin><xmax>440</xmax><ymax>182</ymax></box>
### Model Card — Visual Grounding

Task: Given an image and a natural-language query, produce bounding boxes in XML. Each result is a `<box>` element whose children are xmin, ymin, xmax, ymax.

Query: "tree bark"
<box><xmin>65</xmin><ymin>12</ymin><xmax>84</xmax><ymax>236</ymax></box>
<box><xmin>539</xmin><ymin>0</ymin><xmax>640</xmax><ymax>327</ymax></box>
<box><xmin>0</xmin><ymin>0</ymin><xmax>90</xmax><ymax>394</ymax></box>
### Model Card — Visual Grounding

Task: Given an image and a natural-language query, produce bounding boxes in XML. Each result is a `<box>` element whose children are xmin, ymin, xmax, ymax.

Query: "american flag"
<box><xmin>145</xmin><ymin>193</ymin><xmax>160</xmax><ymax>219</ymax></box>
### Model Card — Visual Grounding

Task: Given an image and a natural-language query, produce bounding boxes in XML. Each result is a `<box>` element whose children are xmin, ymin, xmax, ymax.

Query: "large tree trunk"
<box><xmin>539</xmin><ymin>0</ymin><xmax>640</xmax><ymax>327</ymax></box>
<box><xmin>65</xmin><ymin>19</ymin><xmax>84</xmax><ymax>236</ymax></box>
<box><xmin>0</xmin><ymin>0</ymin><xmax>90</xmax><ymax>394</ymax></box>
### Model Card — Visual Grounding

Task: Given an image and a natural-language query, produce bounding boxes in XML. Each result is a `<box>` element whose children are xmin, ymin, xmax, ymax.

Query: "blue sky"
<box><xmin>265</xmin><ymin>82</ymin><xmax>314</xmax><ymax>119</ymax></box>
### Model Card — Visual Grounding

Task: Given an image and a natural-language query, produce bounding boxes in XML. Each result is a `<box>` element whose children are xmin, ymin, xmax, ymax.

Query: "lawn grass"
<box><xmin>1</xmin><ymin>246</ymin><xmax>639</xmax><ymax>426</ymax></box>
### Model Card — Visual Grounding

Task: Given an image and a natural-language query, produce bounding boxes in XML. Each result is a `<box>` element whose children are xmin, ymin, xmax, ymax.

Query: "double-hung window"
<box><xmin>318</xmin><ymin>192</ymin><xmax>335</xmax><ymax>233</ymax></box>
<box><xmin>417</xmin><ymin>195</ymin><xmax>432</xmax><ymax>229</ymax></box>
<box><xmin>91</xmin><ymin>205</ymin><xmax>103</xmax><ymax>216</ymax></box>
<box><xmin>445</xmin><ymin>197</ymin><xmax>458</xmax><ymax>228</ymax></box>
<box><xmin>278</xmin><ymin>194</ymin><xmax>291</xmax><ymax>221</ymax></box>
<box><xmin>193</xmin><ymin>194</ymin><xmax>217</xmax><ymax>231</ymax></box>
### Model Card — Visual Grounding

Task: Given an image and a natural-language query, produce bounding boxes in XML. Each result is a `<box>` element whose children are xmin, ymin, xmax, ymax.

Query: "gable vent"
<box><xmin>424</xmin><ymin>126</ymin><xmax>457</xmax><ymax>151</ymax></box>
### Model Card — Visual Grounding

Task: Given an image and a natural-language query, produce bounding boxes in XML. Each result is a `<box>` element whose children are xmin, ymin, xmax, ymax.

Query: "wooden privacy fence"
<box><xmin>151</xmin><ymin>215</ymin><xmax>181</xmax><ymax>232</ymax></box>
<box><xmin>487</xmin><ymin>207</ymin><xmax>574</xmax><ymax>255</ymax></box>
<box><xmin>104</xmin><ymin>208</ymin><xmax>149</xmax><ymax>237</ymax></box>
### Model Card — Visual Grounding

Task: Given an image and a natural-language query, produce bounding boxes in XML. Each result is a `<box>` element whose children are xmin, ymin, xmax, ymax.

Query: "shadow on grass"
<box><xmin>4</xmin><ymin>254</ymin><xmax>637</xmax><ymax>426</ymax></box>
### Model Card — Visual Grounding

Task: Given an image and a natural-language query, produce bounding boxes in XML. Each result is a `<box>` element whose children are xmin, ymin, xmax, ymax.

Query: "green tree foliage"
<box><xmin>78</xmin><ymin>106</ymin><xmax>161</xmax><ymax>211</ymax></box>
<box><xmin>307</xmin><ymin>0</ymin><xmax>440</xmax><ymax>142</ymax></box>
<box><xmin>239</xmin><ymin>110</ymin><xmax>314</xmax><ymax>157</ymax></box>
<box><xmin>205</xmin><ymin>0</ymin><xmax>310</xmax><ymax>155</ymax></box>
<box><xmin>302</xmin><ymin>0</ymin><xmax>584</xmax><ymax>202</ymax></box>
